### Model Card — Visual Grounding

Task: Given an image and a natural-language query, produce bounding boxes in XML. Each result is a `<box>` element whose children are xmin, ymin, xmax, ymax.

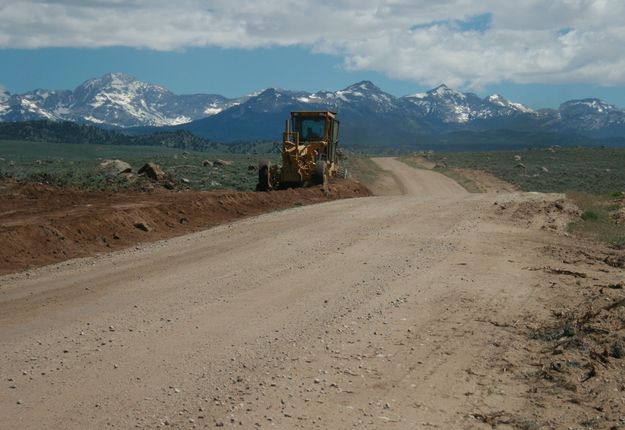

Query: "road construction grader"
<box><xmin>256</xmin><ymin>111</ymin><xmax>340</xmax><ymax>191</ymax></box>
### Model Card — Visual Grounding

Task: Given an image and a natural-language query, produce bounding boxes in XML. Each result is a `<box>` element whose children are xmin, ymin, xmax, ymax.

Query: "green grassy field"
<box><xmin>0</xmin><ymin>140</ymin><xmax>278</xmax><ymax>191</ymax></box>
<box><xmin>426</xmin><ymin>147</ymin><xmax>625</xmax><ymax>195</ymax></box>
<box><xmin>0</xmin><ymin>140</ymin><xmax>184</xmax><ymax>160</ymax></box>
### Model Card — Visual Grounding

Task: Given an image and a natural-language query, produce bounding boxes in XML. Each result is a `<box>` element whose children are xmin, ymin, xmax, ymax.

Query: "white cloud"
<box><xmin>1</xmin><ymin>0</ymin><xmax>625</xmax><ymax>88</ymax></box>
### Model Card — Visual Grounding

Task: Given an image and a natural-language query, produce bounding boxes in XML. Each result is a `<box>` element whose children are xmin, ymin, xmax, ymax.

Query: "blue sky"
<box><xmin>2</xmin><ymin>1</ymin><xmax>625</xmax><ymax>109</ymax></box>
<box><xmin>0</xmin><ymin>47</ymin><xmax>420</xmax><ymax>98</ymax></box>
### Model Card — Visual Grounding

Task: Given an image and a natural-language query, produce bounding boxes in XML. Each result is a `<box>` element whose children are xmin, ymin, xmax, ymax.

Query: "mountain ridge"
<box><xmin>2</xmin><ymin>73</ymin><xmax>625</xmax><ymax>145</ymax></box>
<box><xmin>1</xmin><ymin>73</ymin><xmax>244</xmax><ymax>127</ymax></box>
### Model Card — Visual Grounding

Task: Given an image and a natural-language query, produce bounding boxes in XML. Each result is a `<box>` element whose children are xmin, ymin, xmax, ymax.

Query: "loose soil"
<box><xmin>0</xmin><ymin>179</ymin><xmax>370</xmax><ymax>275</ymax></box>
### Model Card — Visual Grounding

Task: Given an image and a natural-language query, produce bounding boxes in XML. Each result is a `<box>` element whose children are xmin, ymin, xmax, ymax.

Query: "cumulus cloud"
<box><xmin>1</xmin><ymin>0</ymin><xmax>625</xmax><ymax>88</ymax></box>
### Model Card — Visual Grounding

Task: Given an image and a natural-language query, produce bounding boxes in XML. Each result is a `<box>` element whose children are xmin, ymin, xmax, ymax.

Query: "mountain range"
<box><xmin>0</xmin><ymin>73</ymin><xmax>242</xmax><ymax>128</ymax></box>
<box><xmin>2</xmin><ymin>72</ymin><xmax>625</xmax><ymax>146</ymax></box>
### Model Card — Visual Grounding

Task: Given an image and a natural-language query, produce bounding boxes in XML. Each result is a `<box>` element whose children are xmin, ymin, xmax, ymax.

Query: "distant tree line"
<box><xmin>0</xmin><ymin>120</ymin><xmax>275</xmax><ymax>153</ymax></box>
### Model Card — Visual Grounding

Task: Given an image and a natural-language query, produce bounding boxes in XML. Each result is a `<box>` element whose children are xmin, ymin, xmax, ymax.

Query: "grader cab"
<box><xmin>257</xmin><ymin>111</ymin><xmax>340</xmax><ymax>191</ymax></box>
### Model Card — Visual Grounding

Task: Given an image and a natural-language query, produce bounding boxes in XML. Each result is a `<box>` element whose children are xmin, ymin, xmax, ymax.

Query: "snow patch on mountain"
<box><xmin>203</xmin><ymin>101</ymin><xmax>231</xmax><ymax>115</ymax></box>
<box><xmin>0</xmin><ymin>88</ymin><xmax>9</xmax><ymax>114</ymax></box>
<box><xmin>83</xmin><ymin>115</ymin><xmax>106</xmax><ymax>124</ymax></box>
<box><xmin>557</xmin><ymin>98</ymin><xmax>625</xmax><ymax>132</ymax></box>
<box><xmin>0</xmin><ymin>73</ymin><xmax>238</xmax><ymax>127</ymax></box>
<box><xmin>306</xmin><ymin>81</ymin><xmax>397</xmax><ymax>113</ymax></box>
<box><xmin>562</xmin><ymin>99</ymin><xmax>616</xmax><ymax>113</ymax></box>
<box><xmin>170</xmin><ymin>115</ymin><xmax>193</xmax><ymax>125</ymax></box>
<box><xmin>402</xmin><ymin>85</ymin><xmax>539</xmax><ymax>124</ymax></box>
<box><xmin>431</xmin><ymin>84</ymin><xmax>466</xmax><ymax>99</ymax></box>
<box><xmin>19</xmin><ymin>98</ymin><xmax>58</xmax><ymax>120</ymax></box>
<box><xmin>487</xmin><ymin>94</ymin><xmax>534</xmax><ymax>114</ymax></box>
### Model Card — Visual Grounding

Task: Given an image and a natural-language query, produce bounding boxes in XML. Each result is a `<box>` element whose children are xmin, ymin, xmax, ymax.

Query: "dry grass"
<box><xmin>343</xmin><ymin>155</ymin><xmax>384</xmax><ymax>189</ymax></box>
<box><xmin>567</xmin><ymin>192</ymin><xmax>625</xmax><ymax>249</ymax></box>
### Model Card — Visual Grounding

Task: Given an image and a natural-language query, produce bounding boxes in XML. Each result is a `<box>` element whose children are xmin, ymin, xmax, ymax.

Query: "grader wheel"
<box><xmin>313</xmin><ymin>161</ymin><xmax>327</xmax><ymax>186</ymax></box>
<box><xmin>256</xmin><ymin>161</ymin><xmax>271</xmax><ymax>192</ymax></box>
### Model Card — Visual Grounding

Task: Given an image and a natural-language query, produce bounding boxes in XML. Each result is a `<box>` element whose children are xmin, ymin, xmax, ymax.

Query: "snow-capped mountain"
<box><xmin>181</xmin><ymin>81</ymin><xmax>544</xmax><ymax>142</ymax></box>
<box><xmin>303</xmin><ymin>81</ymin><xmax>398</xmax><ymax>113</ymax></box>
<box><xmin>0</xmin><ymin>87</ymin><xmax>10</xmax><ymax>111</ymax></box>
<box><xmin>263</xmin><ymin>81</ymin><xmax>537</xmax><ymax>125</ymax></box>
<box><xmin>487</xmin><ymin>94</ymin><xmax>534</xmax><ymax>114</ymax></box>
<box><xmin>0</xmin><ymin>73</ymin><xmax>240</xmax><ymax>127</ymax></box>
<box><xmin>403</xmin><ymin>84</ymin><xmax>535</xmax><ymax>124</ymax></box>
<box><xmin>69</xmin><ymin>73</ymin><xmax>244</xmax><ymax>127</ymax></box>
<box><xmin>3</xmin><ymin>74</ymin><xmax>625</xmax><ymax>142</ymax></box>
<box><xmin>558</xmin><ymin>99</ymin><xmax>625</xmax><ymax>131</ymax></box>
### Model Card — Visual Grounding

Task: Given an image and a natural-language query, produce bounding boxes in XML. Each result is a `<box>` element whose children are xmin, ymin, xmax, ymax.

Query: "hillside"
<box><xmin>3</xmin><ymin>120</ymin><xmax>625</xmax><ymax>155</ymax></box>
<box><xmin>0</xmin><ymin>120</ymin><xmax>272</xmax><ymax>153</ymax></box>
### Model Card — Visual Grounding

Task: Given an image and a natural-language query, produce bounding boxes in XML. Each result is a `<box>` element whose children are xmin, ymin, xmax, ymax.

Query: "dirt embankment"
<box><xmin>0</xmin><ymin>179</ymin><xmax>371</xmax><ymax>275</ymax></box>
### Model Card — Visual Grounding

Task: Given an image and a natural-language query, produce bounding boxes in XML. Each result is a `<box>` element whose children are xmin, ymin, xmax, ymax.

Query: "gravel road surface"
<box><xmin>0</xmin><ymin>159</ymin><xmax>586</xmax><ymax>428</ymax></box>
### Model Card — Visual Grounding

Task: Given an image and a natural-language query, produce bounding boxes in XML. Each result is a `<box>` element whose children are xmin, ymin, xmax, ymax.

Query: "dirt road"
<box><xmin>1</xmin><ymin>159</ymin><xmax>622</xmax><ymax>429</ymax></box>
<box><xmin>369</xmin><ymin>157</ymin><xmax>467</xmax><ymax>195</ymax></box>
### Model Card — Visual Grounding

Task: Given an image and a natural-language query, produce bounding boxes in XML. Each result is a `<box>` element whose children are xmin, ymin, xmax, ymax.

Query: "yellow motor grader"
<box><xmin>257</xmin><ymin>111</ymin><xmax>340</xmax><ymax>191</ymax></box>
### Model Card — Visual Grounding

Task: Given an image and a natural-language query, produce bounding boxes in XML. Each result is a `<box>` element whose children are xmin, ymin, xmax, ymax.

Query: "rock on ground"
<box><xmin>138</xmin><ymin>163</ymin><xmax>166</xmax><ymax>181</ymax></box>
<box><xmin>96</xmin><ymin>160</ymin><xmax>132</xmax><ymax>177</ymax></box>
